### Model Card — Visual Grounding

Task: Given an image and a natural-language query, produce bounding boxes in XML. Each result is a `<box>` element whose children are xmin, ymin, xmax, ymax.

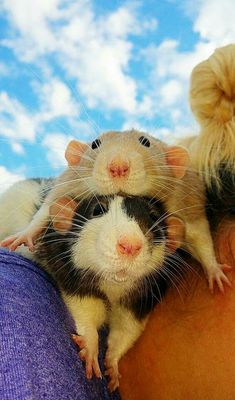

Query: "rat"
<box><xmin>34</xmin><ymin>194</ymin><xmax>185</xmax><ymax>391</ymax></box>
<box><xmin>0</xmin><ymin>129</ymin><xmax>231</xmax><ymax>291</ymax></box>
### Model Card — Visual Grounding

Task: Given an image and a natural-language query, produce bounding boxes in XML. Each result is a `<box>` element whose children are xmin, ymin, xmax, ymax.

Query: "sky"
<box><xmin>0</xmin><ymin>0</ymin><xmax>235</xmax><ymax>193</ymax></box>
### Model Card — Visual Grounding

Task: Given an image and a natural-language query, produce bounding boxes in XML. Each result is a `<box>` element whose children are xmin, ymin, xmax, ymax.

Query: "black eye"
<box><xmin>139</xmin><ymin>136</ymin><xmax>150</xmax><ymax>147</ymax></box>
<box><xmin>91</xmin><ymin>138</ymin><xmax>101</xmax><ymax>149</ymax></box>
<box><xmin>149</xmin><ymin>211</ymin><xmax>159</xmax><ymax>223</ymax></box>
<box><xmin>92</xmin><ymin>203</ymin><xmax>107</xmax><ymax>217</ymax></box>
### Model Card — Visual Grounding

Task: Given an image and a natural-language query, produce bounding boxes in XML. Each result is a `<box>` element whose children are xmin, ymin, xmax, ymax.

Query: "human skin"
<box><xmin>119</xmin><ymin>217</ymin><xmax>235</xmax><ymax>400</ymax></box>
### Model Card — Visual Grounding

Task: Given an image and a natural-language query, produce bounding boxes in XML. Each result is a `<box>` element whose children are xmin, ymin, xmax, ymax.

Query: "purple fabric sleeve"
<box><xmin>0</xmin><ymin>249</ymin><xmax>120</xmax><ymax>400</ymax></box>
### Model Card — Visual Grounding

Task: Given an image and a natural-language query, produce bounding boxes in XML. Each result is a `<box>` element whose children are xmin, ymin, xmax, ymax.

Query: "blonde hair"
<box><xmin>189</xmin><ymin>44</ymin><xmax>235</xmax><ymax>188</ymax></box>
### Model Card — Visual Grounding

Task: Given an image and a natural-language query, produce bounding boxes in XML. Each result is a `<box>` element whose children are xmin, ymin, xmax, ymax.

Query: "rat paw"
<box><xmin>0</xmin><ymin>225</ymin><xmax>36</xmax><ymax>251</ymax></box>
<box><xmin>208</xmin><ymin>264</ymin><xmax>232</xmax><ymax>293</ymax></box>
<box><xmin>0</xmin><ymin>230</ymin><xmax>35</xmax><ymax>252</ymax></box>
<box><xmin>105</xmin><ymin>355</ymin><xmax>121</xmax><ymax>392</ymax></box>
<box><xmin>72</xmin><ymin>334</ymin><xmax>101</xmax><ymax>379</ymax></box>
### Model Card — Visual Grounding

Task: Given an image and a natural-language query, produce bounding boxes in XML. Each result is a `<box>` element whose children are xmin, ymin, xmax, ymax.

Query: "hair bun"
<box><xmin>190</xmin><ymin>44</ymin><xmax>235</xmax><ymax>125</ymax></box>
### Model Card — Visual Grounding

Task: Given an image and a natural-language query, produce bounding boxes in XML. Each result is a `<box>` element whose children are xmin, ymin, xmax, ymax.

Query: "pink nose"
<box><xmin>108</xmin><ymin>159</ymin><xmax>129</xmax><ymax>178</ymax></box>
<box><xmin>117</xmin><ymin>236</ymin><xmax>142</xmax><ymax>257</ymax></box>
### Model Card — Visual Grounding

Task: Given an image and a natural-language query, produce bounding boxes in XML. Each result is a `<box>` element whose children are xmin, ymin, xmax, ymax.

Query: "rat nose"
<box><xmin>108</xmin><ymin>157</ymin><xmax>130</xmax><ymax>178</ymax></box>
<box><xmin>117</xmin><ymin>235</ymin><xmax>143</xmax><ymax>257</ymax></box>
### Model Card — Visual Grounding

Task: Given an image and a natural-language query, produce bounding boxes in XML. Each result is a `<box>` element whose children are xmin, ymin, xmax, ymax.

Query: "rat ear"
<box><xmin>166</xmin><ymin>216</ymin><xmax>185</xmax><ymax>253</ymax></box>
<box><xmin>165</xmin><ymin>146</ymin><xmax>190</xmax><ymax>179</ymax></box>
<box><xmin>65</xmin><ymin>140</ymin><xmax>88</xmax><ymax>166</ymax></box>
<box><xmin>50</xmin><ymin>196</ymin><xmax>78</xmax><ymax>233</ymax></box>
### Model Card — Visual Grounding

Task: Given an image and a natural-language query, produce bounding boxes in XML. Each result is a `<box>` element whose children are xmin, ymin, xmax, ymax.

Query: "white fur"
<box><xmin>106</xmin><ymin>304</ymin><xmax>147</xmax><ymax>363</ymax></box>
<box><xmin>63</xmin><ymin>294</ymin><xmax>107</xmax><ymax>335</ymax></box>
<box><xmin>0</xmin><ymin>180</ymin><xmax>41</xmax><ymax>240</ymax></box>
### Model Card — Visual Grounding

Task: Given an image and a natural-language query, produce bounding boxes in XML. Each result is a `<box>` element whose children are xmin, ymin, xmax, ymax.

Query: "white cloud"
<box><xmin>140</xmin><ymin>0</ymin><xmax>232</xmax><ymax>136</ymax></box>
<box><xmin>160</xmin><ymin>79</ymin><xmax>183</xmax><ymax>106</ymax></box>
<box><xmin>145</xmin><ymin>39</ymin><xmax>214</xmax><ymax>82</ymax></box>
<box><xmin>59</xmin><ymin>4</ymin><xmax>139</xmax><ymax>113</ymax></box>
<box><xmin>0</xmin><ymin>78</ymin><xmax>82</xmax><ymax>147</ymax></box>
<box><xmin>0</xmin><ymin>0</ymin><xmax>60</xmax><ymax>59</ymax></box>
<box><xmin>11</xmin><ymin>142</ymin><xmax>25</xmax><ymax>155</ymax></box>
<box><xmin>33</xmin><ymin>78</ymin><xmax>79</xmax><ymax>122</ymax></box>
<box><xmin>0</xmin><ymin>92</ymin><xmax>37</xmax><ymax>141</ymax></box>
<box><xmin>154</xmin><ymin>124</ymin><xmax>197</xmax><ymax>143</ymax></box>
<box><xmin>122</xmin><ymin>119</ymin><xmax>197</xmax><ymax>144</ymax></box>
<box><xmin>0</xmin><ymin>62</ymin><xmax>8</xmax><ymax>75</ymax></box>
<box><xmin>194</xmin><ymin>0</ymin><xmax>235</xmax><ymax>45</ymax></box>
<box><xmin>0</xmin><ymin>165</ymin><xmax>25</xmax><ymax>194</ymax></box>
<box><xmin>0</xmin><ymin>0</ymin><xmax>158</xmax><ymax>115</ymax></box>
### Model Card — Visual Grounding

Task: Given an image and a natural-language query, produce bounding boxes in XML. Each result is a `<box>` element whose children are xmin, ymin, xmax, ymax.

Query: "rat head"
<box><xmin>65</xmin><ymin>130</ymin><xmax>190</xmax><ymax>198</ymax></box>
<box><xmin>49</xmin><ymin>195</ymin><xmax>185</xmax><ymax>288</ymax></box>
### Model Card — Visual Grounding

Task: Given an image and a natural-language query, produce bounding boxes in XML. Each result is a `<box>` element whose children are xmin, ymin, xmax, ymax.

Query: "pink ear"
<box><xmin>165</xmin><ymin>146</ymin><xmax>190</xmax><ymax>179</ymax></box>
<box><xmin>49</xmin><ymin>196</ymin><xmax>78</xmax><ymax>233</ymax></box>
<box><xmin>65</xmin><ymin>140</ymin><xmax>88</xmax><ymax>166</ymax></box>
<box><xmin>166</xmin><ymin>216</ymin><xmax>185</xmax><ymax>253</ymax></box>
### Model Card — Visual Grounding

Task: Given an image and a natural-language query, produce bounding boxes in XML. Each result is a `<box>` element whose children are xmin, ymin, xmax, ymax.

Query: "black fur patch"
<box><xmin>122</xmin><ymin>196</ymin><xmax>166</xmax><ymax>241</ymax></box>
<box><xmin>206</xmin><ymin>166</ymin><xmax>235</xmax><ymax>229</ymax></box>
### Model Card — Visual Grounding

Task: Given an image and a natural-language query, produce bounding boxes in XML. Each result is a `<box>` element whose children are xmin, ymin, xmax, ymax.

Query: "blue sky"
<box><xmin>0</xmin><ymin>0</ymin><xmax>235</xmax><ymax>192</ymax></box>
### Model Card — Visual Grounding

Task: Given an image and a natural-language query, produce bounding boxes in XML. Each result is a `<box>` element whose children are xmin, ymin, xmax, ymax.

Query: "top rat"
<box><xmin>0</xmin><ymin>129</ymin><xmax>231</xmax><ymax>291</ymax></box>
<box><xmin>0</xmin><ymin>130</ymin><xmax>187</xmax><ymax>249</ymax></box>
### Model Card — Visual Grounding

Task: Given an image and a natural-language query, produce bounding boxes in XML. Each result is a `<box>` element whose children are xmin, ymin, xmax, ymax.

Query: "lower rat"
<box><xmin>34</xmin><ymin>194</ymin><xmax>185</xmax><ymax>391</ymax></box>
<box><xmin>0</xmin><ymin>130</ymin><xmax>231</xmax><ymax>290</ymax></box>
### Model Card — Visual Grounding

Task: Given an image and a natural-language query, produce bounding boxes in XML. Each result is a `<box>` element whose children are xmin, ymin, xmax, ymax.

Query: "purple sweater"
<box><xmin>0</xmin><ymin>249</ymin><xmax>120</xmax><ymax>400</ymax></box>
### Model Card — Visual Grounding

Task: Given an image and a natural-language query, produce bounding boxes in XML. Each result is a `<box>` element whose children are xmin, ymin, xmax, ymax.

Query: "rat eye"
<box><xmin>91</xmin><ymin>138</ymin><xmax>101</xmax><ymax>149</ymax></box>
<box><xmin>149</xmin><ymin>211</ymin><xmax>159</xmax><ymax>223</ymax></box>
<box><xmin>92</xmin><ymin>203</ymin><xmax>108</xmax><ymax>217</ymax></box>
<box><xmin>139</xmin><ymin>136</ymin><xmax>150</xmax><ymax>147</ymax></box>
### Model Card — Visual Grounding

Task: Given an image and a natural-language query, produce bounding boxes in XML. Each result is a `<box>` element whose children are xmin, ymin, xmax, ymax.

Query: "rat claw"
<box><xmin>79</xmin><ymin>348</ymin><xmax>86</xmax><ymax>361</ymax></box>
<box><xmin>72</xmin><ymin>334</ymin><xmax>85</xmax><ymax>348</ymax></box>
<box><xmin>92</xmin><ymin>358</ymin><xmax>102</xmax><ymax>378</ymax></box>
<box><xmin>9</xmin><ymin>238</ymin><xmax>24</xmax><ymax>251</ymax></box>
<box><xmin>85</xmin><ymin>362</ymin><xmax>93</xmax><ymax>380</ymax></box>
<box><xmin>85</xmin><ymin>356</ymin><xmax>101</xmax><ymax>379</ymax></box>
<box><xmin>0</xmin><ymin>226</ymin><xmax>40</xmax><ymax>252</ymax></box>
<box><xmin>222</xmin><ymin>264</ymin><xmax>232</xmax><ymax>271</ymax></box>
<box><xmin>108</xmin><ymin>378</ymin><xmax>119</xmax><ymax>392</ymax></box>
<box><xmin>208</xmin><ymin>264</ymin><xmax>232</xmax><ymax>293</ymax></box>
<box><xmin>104</xmin><ymin>357</ymin><xmax>120</xmax><ymax>392</ymax></box>
<box><xmin>217</xmin><ymin>278</ymin><xmax>225</xmax><ymax>293</ymax></box>
<box><xmin>208</xmin><ymin>278</ymin><xmax>214</xmax><ymax>293</ymax></box>
<box><xmin>72</xmin><ymin>333</ymin><xmax>101</xmax><ymax>380</ymax></box>
<box><xmin>28</xmin><ymin>238</ymin><xmax>35</xmax><ymax>252</ymax></box>
<box><xmin>1</xmin><ymin>232</ymin><xmax>35</xmax><ymax>252</ymax></box>
<box><xmin>0</xmin><ymin>235</ymin><xmax>17</xmax><ymax>249</ymax></box>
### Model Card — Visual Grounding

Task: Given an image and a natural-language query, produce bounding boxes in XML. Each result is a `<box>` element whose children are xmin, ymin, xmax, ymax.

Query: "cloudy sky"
<box><xmin>0</xmin><ymin>0</ymin><xmax>234</xmax><ymax>192</ymax></box>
